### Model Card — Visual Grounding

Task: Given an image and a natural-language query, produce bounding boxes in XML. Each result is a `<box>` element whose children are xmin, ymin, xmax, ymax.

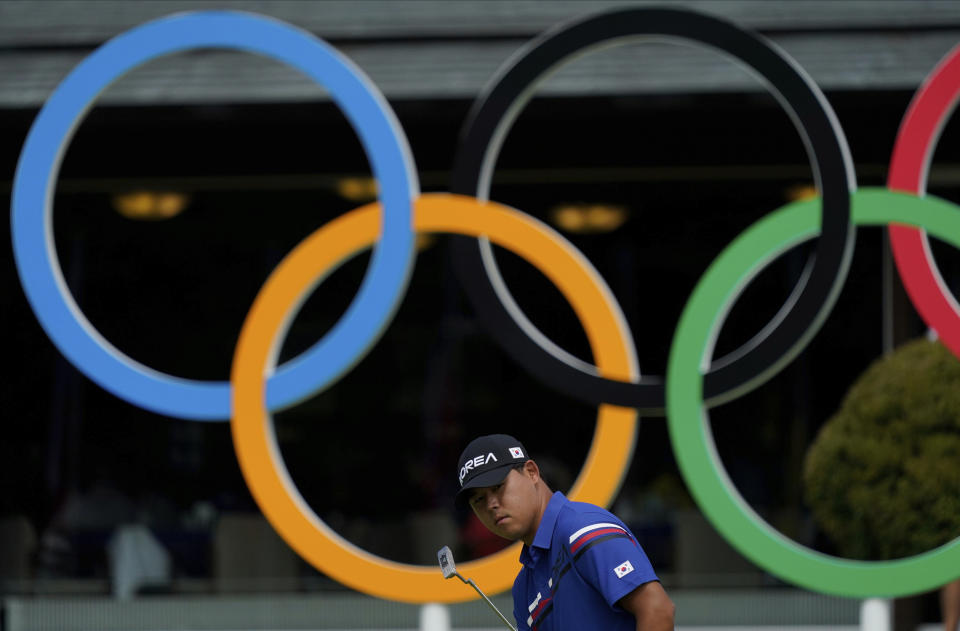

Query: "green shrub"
<box><xmin>803</xmin><ymin>338</ymin><xmax>960</xmax><ymax>560</ymax></box>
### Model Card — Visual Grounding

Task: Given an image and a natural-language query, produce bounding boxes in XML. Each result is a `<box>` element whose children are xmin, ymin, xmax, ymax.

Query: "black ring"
<box><xmin>449</xmin><ymin>7</ymin><xmax>855</xmax><ymax>413</ymax></box>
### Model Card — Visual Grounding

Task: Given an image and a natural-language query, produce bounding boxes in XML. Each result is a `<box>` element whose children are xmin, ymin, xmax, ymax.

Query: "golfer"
<box><xmin>456</xmin><ymin>434</ymin><xmax>675</xmax><ymax>630</ymax></box>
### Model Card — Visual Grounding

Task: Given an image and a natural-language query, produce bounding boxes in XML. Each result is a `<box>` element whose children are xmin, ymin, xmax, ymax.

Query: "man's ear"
<box><xmin>524</xmin><ymin>459</ymin><xmax>541</xmax><ymax>482</ymax></box>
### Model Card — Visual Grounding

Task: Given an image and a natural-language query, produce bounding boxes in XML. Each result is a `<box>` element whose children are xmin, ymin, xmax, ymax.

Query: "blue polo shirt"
<box><xmin>512</xmin><ymin>492</ymin><xmax>658</xmax><ymax>630</ymax></box>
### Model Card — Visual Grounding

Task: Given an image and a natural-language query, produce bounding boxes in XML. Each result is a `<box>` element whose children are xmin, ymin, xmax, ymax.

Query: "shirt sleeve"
<box><xmin>562</xmin><ymin>510</ymin><xmax>659</xmax><ymax>609</ymax></box>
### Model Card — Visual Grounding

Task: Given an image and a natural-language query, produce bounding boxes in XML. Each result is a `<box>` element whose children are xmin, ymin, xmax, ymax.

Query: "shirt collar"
<box><xmin>520</xmin><ymin>492</ymin><xmax>567</xmax><ymax>566</ymax></box>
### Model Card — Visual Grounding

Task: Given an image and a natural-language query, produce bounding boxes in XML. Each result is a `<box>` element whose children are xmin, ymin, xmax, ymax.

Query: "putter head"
<box><xmin>437</xmin><ymin>545</ymin><xmax>457</xmax><ymax>579</ymax></box>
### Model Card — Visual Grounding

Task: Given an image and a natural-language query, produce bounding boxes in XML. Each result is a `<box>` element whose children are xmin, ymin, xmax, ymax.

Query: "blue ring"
<box><xmin>11</xmin><ymin>12</ymin><xmax>417</xmax><ymax>420</ymax></box>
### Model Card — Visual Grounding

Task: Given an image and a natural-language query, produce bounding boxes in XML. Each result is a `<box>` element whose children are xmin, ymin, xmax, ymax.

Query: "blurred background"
<box><xmin>2</xmin><ymin>1</ymin><xmax>960</xmax><ymax>629</ymax></box>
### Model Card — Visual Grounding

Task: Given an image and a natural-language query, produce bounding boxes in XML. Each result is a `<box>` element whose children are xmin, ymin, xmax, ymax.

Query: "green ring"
<box><xmin>666</xmin><ymin>187</ymin><xmax>960</xmax><ymax>597</ymax></box>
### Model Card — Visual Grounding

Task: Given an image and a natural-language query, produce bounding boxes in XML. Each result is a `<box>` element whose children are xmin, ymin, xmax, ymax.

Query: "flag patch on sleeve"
<box><xmin>614</xmin><ymin>560</ymin><xmax>634</xmax><ymax>579</ymax></box>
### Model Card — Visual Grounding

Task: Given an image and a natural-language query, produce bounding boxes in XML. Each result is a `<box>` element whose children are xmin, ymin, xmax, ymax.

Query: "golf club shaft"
<box><xmin>458</xmin><ymin>574</ymin><xmax>517</xmax><ymax>631</ymax></box>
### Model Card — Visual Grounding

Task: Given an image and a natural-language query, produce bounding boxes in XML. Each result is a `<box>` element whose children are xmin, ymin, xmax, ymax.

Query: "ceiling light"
<box><xmin>112</xmin><ymin>191</ymin><xmax>189</xmax><ymax>220</ymax></box>
<box><xmin>336</xmin><ymin>176</ymin><xmax>378</xmax><ymax>202</ymax></box>
<box><xmin>786</xmin><ymin>184</ymin><xmax>818</xmax><ymax>202</ymax></box>
<box><xmin>549</xmin><ymin>203</ymin><xmax>629</xmax><ymax>234</ymax></box>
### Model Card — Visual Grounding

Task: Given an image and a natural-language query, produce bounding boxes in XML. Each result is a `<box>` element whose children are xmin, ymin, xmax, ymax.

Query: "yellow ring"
<box><xmin>230</xmin><ymin>193</ymin><xmax>638</xmax><ymax>603</ymax></box>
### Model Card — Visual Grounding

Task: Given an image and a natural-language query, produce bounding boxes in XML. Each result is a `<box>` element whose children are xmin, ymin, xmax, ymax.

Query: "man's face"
<box><xmin>468</xmin><ymin>464</ymin><xmax>540</xmax><ymax>542</ymax></box>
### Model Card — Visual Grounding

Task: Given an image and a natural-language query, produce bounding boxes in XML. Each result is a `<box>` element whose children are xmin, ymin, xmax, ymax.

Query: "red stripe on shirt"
<box><xmin>569</xmin><ymin>527</ymin><xmax>628</xmax><ymax>554</ymax></box>
<box><xmin>530</xmin><ymin>597</ymin><xmax>552</xmax><ymax>630</ymax></box>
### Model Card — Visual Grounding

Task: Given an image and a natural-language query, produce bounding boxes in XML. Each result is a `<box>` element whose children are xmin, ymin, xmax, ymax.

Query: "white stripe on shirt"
<box><xmin>568</xmin><ymin>522</ymin><xmax>623</xmax><ymax>544</ymax></box>
<box><xmin>528</xmin><ymin>591</ymin><xmax>542</xmax><ymax>612</ymax></box>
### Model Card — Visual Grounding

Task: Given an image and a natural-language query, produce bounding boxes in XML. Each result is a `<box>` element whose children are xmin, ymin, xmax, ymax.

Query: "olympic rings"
<box><xmin>10</xmin><ymin>11</ymin><xmax>417</xmax><ymax>420</ymax></box>
<box><xmin>11</xmin><ymin>5</ymin><xmax>960</xmax><ymax>602</ymax></box>
<box><xmin>666</xmin><ymin>188</ymin><xmax>960</xmax><ymax>597</ymax></box>
<box><xmin>888</xmin><ymin>44</ymin><xmax>960</xmax><ymax>358</ymax></box>
<box><xmin>450</xmin><ymin>7</ymin><xmax>856</xmax><ymax>413</ymax></box>
<box><xmin>230</xmin><ymin>193</ymin><xmax>638</xmax><ymax>602</ymax></box>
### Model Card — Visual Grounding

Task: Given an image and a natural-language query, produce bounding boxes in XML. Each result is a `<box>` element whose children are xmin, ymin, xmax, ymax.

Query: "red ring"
<box><xmin>888</xmin><ymin>44</ymin><xmax>960</xmax><ymax>358</ymax></box>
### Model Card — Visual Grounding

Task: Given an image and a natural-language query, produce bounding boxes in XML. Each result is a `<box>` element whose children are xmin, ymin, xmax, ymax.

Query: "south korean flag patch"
<box><xmin>613</xmin><ymin>560</ymin><xmax>634</xmax><ymax>579</ymax></box>
<box><xmin>509</xmin><ymin>447</ymin><xmax>524</xmax><ymax>459</ymax></box>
